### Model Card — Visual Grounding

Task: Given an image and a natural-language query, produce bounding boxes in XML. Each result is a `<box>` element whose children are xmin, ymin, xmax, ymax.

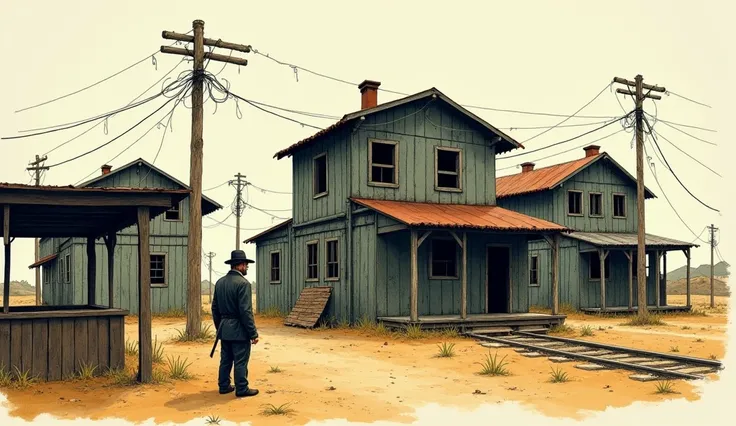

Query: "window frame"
<box><xmin>434</xmin><ymin>146</ymin><xmax>463</xmax><ymax>193</ymax></box>
<box><xmin>306</xmin><ymin>240</ymin><xmax>320</xmax><ymax>282</ymax></box>
<box><xmin>325</xmin><ymin>238</ymin><xmax>340</xmax><ymax>281</ymax></box>
<box><xmin>163</xmin><ymin>201</ymin><xmax>182</xmax><ymax>222</ymax></box>
<box><xmin>312</xmin><ymin>152</ymin><xmax>328</xmax><ymax>199</ymax></box>
<box><xmin>368</xmin><ymin>138</ymin><xmax>399</xmax><ymax>188</ymax></box>
<box><xmin>567</xmin><ymin>190</ymin><xmax>584</xmax><ymax>217</ymax></box>
<box><xmin>589</xmin><ymin>192</ymin><xmax>604</xmax><ymax>218</ymax></box>
<box><xmin>150</xmin><ymin>252</ymin><xmax>168</xmax><ymax>288</ymax></box>
<box><xmin>269</xmin><ymin>250</ymin><xmax>281</xmax><ymax>284</ymax></box>
<box><xmin>612</xmin><ymin>192</ymin><xmax>627</xmax><ymax>219</ymax></box>
<box><xmin>64</xmin><ymin>253</ymin><xmax>71</xmax><ymax>284</ymax></box>
<box><xmin>529</xmin><ymin>254</ymin><xmax>540</xmax><ymax>287</ymax></box>
<box><xmin>589</xmin><ymin>252</ymin><xmax>611</xmax><ymax>281</ymax></box>
<box><xmin>429</xmin><ymin>237</ymin><xmax>460</xmax><ymax>279</ymax></box>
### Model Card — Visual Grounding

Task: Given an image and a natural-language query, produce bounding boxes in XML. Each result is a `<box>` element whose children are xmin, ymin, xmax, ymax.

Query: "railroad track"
<box><xmin>466</xmin><ymin>331</ymin><xmax>723</xmax><ymax>381</ymax></box>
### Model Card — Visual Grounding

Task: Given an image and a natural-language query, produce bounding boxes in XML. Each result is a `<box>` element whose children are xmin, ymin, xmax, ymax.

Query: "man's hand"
<box><xmin>251</xmin><ymin>338</ymin><xmax>259</xmax><ymax>345</ymax></box>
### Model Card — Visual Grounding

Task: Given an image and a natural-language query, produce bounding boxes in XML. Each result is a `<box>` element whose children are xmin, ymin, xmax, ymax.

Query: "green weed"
<box><xmin>477</xmin><ymin>351</ymin><xmax>510</xmax><ymax>376</ymax></box>
<box><xmin>579</xmin><ymin>325</ymin><xmax>595</xmax><ymax>337</ymax></box>
<box><xmin>166</xmin><ymin>355</ymin><xmax>193</xmax><ymax>380</ymax></box>
<box><xmin>655</xmin><ymin>380</ymin><xmax>676</xmax><ymax>394</ymax></box>
<box><xmin>549</xmin><ymin>367</ymin><xmax>570</xmax><ymax>383</ymax></box>
<box><xmin>435</xmin><ymin>342</ymin><xmax>456</xmax><ymax>358</ymax></box>
<box><xmin>261</xmin><ymin>403</ymin><xmax>295</xmax><ymax>416</ymax></box>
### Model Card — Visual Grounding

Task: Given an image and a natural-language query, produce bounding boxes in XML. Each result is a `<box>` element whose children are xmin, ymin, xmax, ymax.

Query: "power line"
<box><xmin>245</xmin><ymin>202</ymin><xmax>290</xmax><ymax>220</ymax></box>
<box><xmin>654</xmin><ymin>118</ymin><xmax>715</xmax><ymax>133</ymax></box>
<box><xmin>665</xmin><ymin>90</ymin><xmax>712</xmax><ymax>109</ymax></box>
<box><xmin>226</xmin><ymin>89</ymin><xmax>324</xmax><ymax>130</ymax></box>
<box><xmin>203</xmin><ymin>181</ymin><xmax>230</xmax><ymax>191</ymax></box>
<box><xmin>14</xmin><ymin>37</ymin><xmax>190</xmax><ymax>114</ymax></box>
<box><xmin>647</xmin><ymin>113</ymin><xmax>716</xmax><ymax>146</ymax></box>
<box><xmin>203</xmin><ymin>214</ymin><xmax>274</xmax><ymax>231</ymax></box>
<box><xmin>136</xmin><ymin>93</ymin><xmax>188</xmax><ymax>186</ymax></box>
<box><xmin>650</xmin><ymin>128</ymin><xmax>721</xmax><ymax>177</ymax></box>
<box><xmin>643</xmin><ymin>116</ymin><xmax>719</xmax><ymax>212</ymax></box>
<box><xmin>498</xmin><ymin>113</ymin><xmax>631</xmax><ymax>160</ymax></box>
<box><xmin>245</xmin><ymin>181</ymin><xmax>291</xmax><ymax>195</ymax></box>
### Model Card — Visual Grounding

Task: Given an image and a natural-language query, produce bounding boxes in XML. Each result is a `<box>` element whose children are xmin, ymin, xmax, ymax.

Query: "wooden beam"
<box><xmin>104</xmin><ymin>234</ymin><xmax>117</xmax><ymax>308</ymax></box>
<box><xmin>87</xmin><ymin>237</ymin><xmax>96</xmax><ymax>306</ymax></box>
<box><xmin>417</xmin><ymin>230</ymin><xmax>432</xmax><ymax>248</ymax></box>
<box><xmin>613</xmin><ymin>77</ymin><xmax>667</xmax><ymax>93</ymax></box>
<box><xmin>410</xmin><ymin>230</ymin><xmax>418</xmax><ymax>322</ymax></box>
<box><xmin>0</xmin><ymin>190</ymin><xmax>182</xmax><ymax>207</ymax></box>
<box><xmin>685</xmin><ymin>248</ymin><xmax>691</xmax><ymax>307</ymax></box>
<box><xmin>376</xmin><ymin>224</ymin><xmax>408</xmax><ymax>235</ymax></box>
<box><xmin>599</xmin><ymin>249</ymin><xmax>607</xmax><ymax>310</ymax></box>
<box><xmin>461</xmin><ymin>232</ymin><xmax>467</xmax><ymax>319</ymax></box>
<box><xmin>161</xmin><ymin>31</ymin><xmax>252</xmax><ymax>53</ymax></box>
<box><xmin>3</xmin><ymin>205</ymin><xmax>9</xmax><ymax>314</ymax></box>
<box><xmin>551</xmin><ymin>234</ymin><xmax>560</xmax><ymax>315</ymax></box>
<box><xmin>624</xmin><ymin>250</ymin><xmax>633</xmax><ymax>310</ymax></box>
<box><xmin>448</xmin><ymin>231</ymin><xmax>462</xmax><ymax>247</ymax></box>
<box><xmin>137</xmin><ymin>207</ymin><xmax>152</xmax><ymax>383</ymax></box>
<box><xmin>159</xmin><ymin>46</ymin><xmax>249</xmax><ymax>66</ymax></box>
<box><xmin>655</xmin><ymin>251</ymin><xmax>661</xmax><ymax>308</ymax></box>
<box><xmin>616</xmin><ymin>88</ymin><xmax>662</xmax><ymax>100</ymax></box>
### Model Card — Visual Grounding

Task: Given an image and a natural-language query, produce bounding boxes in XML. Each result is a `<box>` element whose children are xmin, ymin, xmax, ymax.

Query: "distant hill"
<box><xmin>668</xmin><ymin>261</ymin><xmax>729</xmax><ymax>281</ymax></box>
<box><xmin>667</xmin><ymin>276</ymin><xmax>730</xmax><ymax>296</ymax></box>
<box><xmin>0</xmin><ymin>280</ymin><xmax>36</xmax><ymax>297</ymax></box>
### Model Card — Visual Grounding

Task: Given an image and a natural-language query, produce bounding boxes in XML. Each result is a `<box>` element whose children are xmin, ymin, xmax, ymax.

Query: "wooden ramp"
<box><xmin>284</xmin><ymin>286</ymin><xmax>332</xmax><ymax>328</ymax></box>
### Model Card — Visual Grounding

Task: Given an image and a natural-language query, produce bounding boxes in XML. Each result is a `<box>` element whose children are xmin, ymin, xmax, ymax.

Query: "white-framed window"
<box><xmin>613</xmin><ymin>193</ymin><xmax>627</xmax><ymax>218</ymax></box>
<box><xmin>270</xmin><ymin>250</ymin><xmax>281</xmax><ymax>284</ymax></box>
<box><xmin>430</xmin><ymin>238</ymin><xmax>459</xmax><ymax>279</ymax></box>
<box><xmin>306</xmin><ymin>240</ymin><xmax>319</xmax><ymax>281</ymax></box>
<box><xmin>313</xmin><ymin>153</ymin><xmax>328</xmax><ymax>198</ymax></box>
<box><xmin>434</xmin><ymin>147</ymin><xmax>462</xmax><ymax>192</ymax></box>
<box><xmin>325</xmin><ymin>238</ymin><xmax>339</xmax><ymax>280</ymax></box>
<box><xmin>589</xmin><ymin>192</ymin><xmax>603</xmax><ymax>217</ymax></box>
<box><xmin>567</xmin><ymin>190</ymin><xmax>583</xmax><ymax>216</ymax></box>
<box><xmin>530</xmin><ymin>255</ymin><xmax>539</xmax><ymax>286</ymax></box>
<box><xmin>164</xmin><ymin>202</ymin><xmax>182</xmax><ymax>221</ymax></box>
<box><xmin>368</xmin><ymin>139</ymin><xmax>399</xmax><ymax>186</ymax></box>
<box><xmin>150</xmin><ymin>253</ymin><xmax>167</xmax><ymax>287</ymax></box>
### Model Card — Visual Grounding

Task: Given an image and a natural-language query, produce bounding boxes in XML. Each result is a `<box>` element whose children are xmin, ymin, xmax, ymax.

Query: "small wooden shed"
<box><xmin>0</xmin><ymin>183</ymin><xmax>187</xmax><ymax>382</ymax></box>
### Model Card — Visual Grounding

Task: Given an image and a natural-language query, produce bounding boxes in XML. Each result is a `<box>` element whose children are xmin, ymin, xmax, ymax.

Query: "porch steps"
<box><xmin>470</xmin><ymin>326</ymin><xmax>513</xmax><ymax>336</ymax></box>
<box><xmin>516</xmin><ymin>326</ymin><xmax>550</xmax><ymax>335</ymax></box>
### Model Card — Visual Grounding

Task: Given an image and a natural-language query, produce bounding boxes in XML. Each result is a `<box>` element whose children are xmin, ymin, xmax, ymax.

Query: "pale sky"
<box><xmin>1</xmin><ymin>0</ymin><xmax>732</xmax><ymax>286</ymax></box>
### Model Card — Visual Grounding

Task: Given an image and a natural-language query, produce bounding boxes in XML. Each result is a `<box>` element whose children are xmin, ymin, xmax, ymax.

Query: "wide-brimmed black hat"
<box><xmin>224</xmin><ymin>249</ymin><xmax>255</xmax><ymax>265</ymax></box>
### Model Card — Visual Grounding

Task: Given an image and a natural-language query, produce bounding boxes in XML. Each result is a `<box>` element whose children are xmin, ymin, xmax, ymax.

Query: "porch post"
<box><xmin>3</xmin><ymin>205</ymin><xmax>10</xmax><ymax>314</ymax></box>
<box><xmin>626</xmin><ymin>250</ymin><xmax>633</xmax><ymax>310</ymax></box>
<box><xmin>410</xmin><ymin>229</ymin><xmax>418</xmax><ymax>322</ymax></box>
<box><xmin>461</xmin><ymin>232</ymin><xmax>467</xmax><ymax>319</ymax></box>
<box><xmin>655</xmin><ymin>250</ymin><xmax>661</xmax><ymax>308</ymax></box>
<box><xmin>137</xmin><ymin>207</ymin><xmax>152</xmax><ymax>383</ymax></box>
<box><xmin>104</xmin><ymin>233</ymin><xmax>117</xmax><ymax>308</ymax></box>
<box><xmin>87</xmin><ymin>237</ymin><xmax>97</xmax><ymax>306</ymax></box>
<box><xmin>599</xmin><ymin>249</ymin><xmax>607</xmax><ymax>310</ymax></box>
<box><xmin>551</xmin><ymin>234</ymin><xmax>560</xmax><ymax>315</ymax></box>
<box><xmin>685</xmin><ymin>248</ymin><xmax>691</xmax><ymax>307</ymax></box>
<box><xmin>663</xmin><ymin>251</ymin><xmax>667</xmax><ymax>306</ymax></box>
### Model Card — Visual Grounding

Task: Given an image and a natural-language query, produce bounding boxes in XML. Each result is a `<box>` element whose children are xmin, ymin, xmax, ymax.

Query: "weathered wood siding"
<box><xmin>254</xmin><ymin>225</ymin><xmax>291</xmax><ymax>315</ymax></box>
<box><xmin>496</xmin><ymin>191</ymin><xmax>555</xmax><ymax>223</ymax></box>
<box><xmin>40</xmin><ymin>238</ymin><xmax>74</xmax><ymax>306</ymax></box>
<box><xmin>528</xmin><ymin>238</ymin><xmax>581</xmax><ymax>309</ymax></box>
<box><xmin>291</xmin><ymin>128</ymin><xmax>351</xmax><ymax>225</ymax></box>
<box><xmin>555</xmin><ymin>160</ymin><xmax>639</xmax><ymax>233</ymax></box>
<box><xmin>350</xmin><ymin>100</ymin><xmax>497</xmax><ymax>205</ymax></box>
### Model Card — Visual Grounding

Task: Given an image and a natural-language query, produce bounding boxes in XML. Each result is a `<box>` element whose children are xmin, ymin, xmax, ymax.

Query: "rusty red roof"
<box><xmin>0</xmin><ymin>182</ymin><xmax>190</xmax><ymax>194</ymax></box>
<box><xmin>495</xmin><ymin>153</ymin><xmax>656</xmax><ymax>199</ymax></box>
<box><xmin>351</xmin><ymin>198</ymin><xmax>569</xmax><ymax>232</ymax></box>
<box><xmin>28</xmin><ymin>253</ymin><xmax>57</xmax><ymax>269</ymax></box>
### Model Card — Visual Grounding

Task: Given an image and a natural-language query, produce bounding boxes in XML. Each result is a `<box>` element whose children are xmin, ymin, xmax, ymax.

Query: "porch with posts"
<box><xmin>0</xmin><ymin>183</ymin><xmax>187</xmax><ymax>382</ymax></box>
<box><xmin>567</xmin><ymin>232</ymin><xmax>698</xmax><ymax>314</ymax></box>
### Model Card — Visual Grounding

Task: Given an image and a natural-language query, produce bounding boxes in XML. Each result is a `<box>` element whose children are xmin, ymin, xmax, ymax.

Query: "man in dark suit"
<box><xmin>211</xmin><ymin>249</ymin><xmax>259</xmax><ymax>397</ymax></box>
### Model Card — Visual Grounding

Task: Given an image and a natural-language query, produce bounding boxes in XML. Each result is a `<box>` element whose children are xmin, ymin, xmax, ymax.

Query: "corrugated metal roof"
<box><xmin>567</xmin><ymin>232</ymin><xmax>698</xmax><ymax>248</ymax></box>
<box><xmin>244</xmin><ymin>218</ymin><xmax>293</xmax><ymax>244</ymax></box>
<box><xmin>496</xmin><ymin>153</ymin><xmax>656</xmax><ymax>199</ymax></box>
<box><xmin>0</xmin><ymin>182</ymin><xmax>190</xmax><ymax>194</ymax></box>
<box><xmin>496</xmin><ymin>155</ymin><xmax>600</xmax><ymax>198</ymax></box>
<box><xmin>351</xmin><ymin>198</ymin><xmax>569</xmax><ymax>232</ymax></box>
<box><xmin>28</xmin><ymin>253</ymin><xmax>58</xmax><ymax>269</ymax></box>
<box><xmin>273</xmin><ymin>87</ymin><xmax>523</xmax><ymax>160</ymax></box>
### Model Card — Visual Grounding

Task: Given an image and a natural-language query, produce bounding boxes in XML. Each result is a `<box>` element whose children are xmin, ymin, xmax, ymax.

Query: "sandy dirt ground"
<box><xmin>0</xmin><ymin>295</ymin><xmax>730</xmax><ymax>425</ymax></box>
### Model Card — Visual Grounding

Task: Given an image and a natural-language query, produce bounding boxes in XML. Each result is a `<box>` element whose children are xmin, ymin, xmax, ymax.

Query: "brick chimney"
<box><xmin>358</xmin><ymin>80</ymin><xmax>381</xmax><ymax>110</ymax></box>
<box><xmin>101</xmin><ymin>164</ymin><xmax>112</xmax><ymax>175</ymax></box>
<box><xmin>521</xmin><ymin>162</ymin><xmax>535</xmax><ymax>173</ymax></box>
<box><xmin>583</xmin><ymin>145</ymin><xmax>601</xmax><ymax>158</ymax></box>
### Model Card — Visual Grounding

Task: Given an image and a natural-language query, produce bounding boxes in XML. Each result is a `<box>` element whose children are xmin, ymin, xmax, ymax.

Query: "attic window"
<box><xmin>164</xmin><ymin>202</ymin><xmax>181</xmax><ymax>221</ymax></box>
<box><xmin>435</xmin><ymin>147</ymin><xmax>462</xmax><ymax>191</ymax></box>
<box><xmin>613</xmin><ymin>193</ymin><xmax>626</xmax><ymax>218</ymax></box>
<box><xmin>589</xmin><ymin>193</ymin><xmax>603</xmax><ymax>217</ymax></box>
<box><xmin>567</xmin><ymin>190</ymin><xmax>583</xmax><ymax>216</ymax></box>
<box><xmin>369</xmin><ymin>139</ymin><xmax>398</xmax><ymax>186</ymax></box>
<box><xmin>313</xmin><ymin>153</ymin><xmax>328</xmax><ymax>198</ymax></box>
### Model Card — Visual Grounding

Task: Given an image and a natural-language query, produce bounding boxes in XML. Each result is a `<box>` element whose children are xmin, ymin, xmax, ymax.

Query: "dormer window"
<box><xmin>368</xmin><ymin>139</ymin><xmax>398</xmax><ymax>186</ymax></box>
<box><xmin>435</xmin><ymin>147</ymin><xmax>462</xmax><ymax>192</ymax></box>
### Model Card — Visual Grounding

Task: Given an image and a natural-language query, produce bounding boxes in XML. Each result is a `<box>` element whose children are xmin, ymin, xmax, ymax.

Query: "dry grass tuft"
<box><xmin>261</xmin><ymin>402</ymin><xmax>295</xmax><ymax>416</ymax></box>
<box><xmin>622</xmin><ymin>314</ymin><xmax>667</xmax><ymax>327</ymax></box>
<box><xmin>477</xmin><ymin>351</ymin><xmax>510</xmax><ymax>376</ymax></box>
<box><xmin>549</xmin><ymin>367</ymin><xmax>570</xmax><ymax>383</ymax></box>
<box><xmin>435</xmin><ymin>342</ymin><xmax>456</xmax><ymax>358</ymax></box>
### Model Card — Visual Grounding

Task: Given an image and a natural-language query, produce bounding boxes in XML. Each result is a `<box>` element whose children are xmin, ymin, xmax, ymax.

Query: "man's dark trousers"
<box><xmin>218</xmin><ymin>339</ymin><xmax>251</xmax><ymax>393</ymax></box>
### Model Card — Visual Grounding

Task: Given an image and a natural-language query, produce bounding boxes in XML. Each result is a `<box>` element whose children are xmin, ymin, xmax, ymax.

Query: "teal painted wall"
<box><xmin>39</xmin><ymin>163</ymin><xmax>202</xmax><ymax>315</ymax></box>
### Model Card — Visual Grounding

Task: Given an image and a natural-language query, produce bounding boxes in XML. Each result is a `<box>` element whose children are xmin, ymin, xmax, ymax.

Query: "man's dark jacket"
<box><xmin>211</xmin><ymin>270</ymin><xmax>258</xmax><ymax>341</ymax></box>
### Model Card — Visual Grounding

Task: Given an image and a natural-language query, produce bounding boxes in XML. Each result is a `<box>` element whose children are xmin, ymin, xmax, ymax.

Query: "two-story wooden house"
<box><xmin>495</xmin><ymin>146</ymin><xmax>698</xmax><ymax>313</ymax></box>
<box><xmin>245</xmin><ymin>81</ymin><xmax>571</xmax><ymax>330</ymax></box>
<box><xmin>30</xmin><ymin>158</ymin><xmax>222</xmax><ymax>315</ymax></box>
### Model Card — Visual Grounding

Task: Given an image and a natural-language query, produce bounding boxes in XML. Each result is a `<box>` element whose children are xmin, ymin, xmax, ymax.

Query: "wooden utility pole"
<box><xmin>160</xmin><ymin>20</ymin><xmax>249</xmax><ymax>338</ymax></box>
<box><xmin>27</xmin><ymin>155</ymin><xmax>49</xmax><ymax>305</ymax></box>
<box><xmin>229</xmin><ymin>173</ymin><xmax>247</xmax><ymax>249</ymax></box>
<box><xmin>708</xmin><ymin>224</ymin><xmax>718</xmax><ymax>308</ymax></box>
<box><xmin>613</xmin><ymin>75</ymin><xmax>665</xmax><ymax>317</ymax></box>
<box><xmin>205</xmin><ymin>251</ymin><xmax>216</xmax><ymax>304</ymax></box>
